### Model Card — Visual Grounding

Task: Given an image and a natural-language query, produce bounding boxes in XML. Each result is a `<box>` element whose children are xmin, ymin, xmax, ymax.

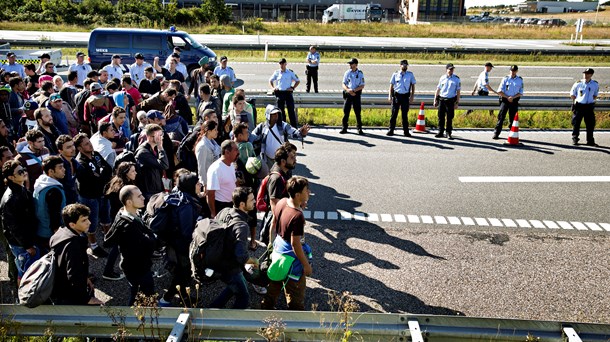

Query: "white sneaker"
<box><xmin>252</xmin><ymin>284</ymin><xmax>267</xmax><ymax>295</ymax></box>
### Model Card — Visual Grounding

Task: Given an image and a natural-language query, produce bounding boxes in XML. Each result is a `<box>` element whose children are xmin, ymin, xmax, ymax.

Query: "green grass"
<box><xmin>298</xmin><ymin>108</ymin><xmax>610</xmax><ymax>129</ymax></box>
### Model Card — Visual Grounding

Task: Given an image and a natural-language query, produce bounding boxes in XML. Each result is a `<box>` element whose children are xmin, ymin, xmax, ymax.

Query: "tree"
<box><xmin>201</xmin><ymin>0</ymin><xmax>232</xmax><ymax>25</ymax></box>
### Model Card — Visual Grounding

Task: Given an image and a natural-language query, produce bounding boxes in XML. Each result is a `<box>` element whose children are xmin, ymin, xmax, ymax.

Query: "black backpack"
<box><xmin>143</xmin><ymin>192</ymin><xmax>175</xmax><ymax>243</ymax></box>
<box><xmin>189</xmin><ymin>208</ymin><xmax>241</xmax><ymax>283</ymax></box>
<box><xmin>18</xmin><ymin>251</ymin><xmax>56</xmax><ymax>308</ymax></box>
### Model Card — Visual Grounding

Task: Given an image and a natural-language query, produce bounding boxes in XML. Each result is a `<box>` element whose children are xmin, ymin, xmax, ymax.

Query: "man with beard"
<box><xmin>16</xmin><ymin>129</ymin><xmax>50</xmax><ymax>191</ymax></box>
<box><xmin>34</xmin><ymin>107</ymin><xmax>60</xmax><ymax>155</ymax></box>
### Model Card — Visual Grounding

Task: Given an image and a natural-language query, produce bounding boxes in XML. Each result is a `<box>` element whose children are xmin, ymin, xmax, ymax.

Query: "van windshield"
<box><xmin>183</xmin><ymin>34</ymin><xmax>203</xmax><ymax>49</ymax></box>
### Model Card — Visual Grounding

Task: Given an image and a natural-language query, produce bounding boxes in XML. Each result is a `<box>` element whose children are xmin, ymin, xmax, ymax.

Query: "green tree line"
<box><xmin>0</xmin><ymin>0</ymin><xmax>232</xmax><ymax>26</ymax></box>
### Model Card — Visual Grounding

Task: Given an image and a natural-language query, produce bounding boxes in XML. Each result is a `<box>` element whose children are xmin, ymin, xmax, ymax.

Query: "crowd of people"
<box><xmin>0</xmin><ymin>49</ymin><xmax>313</xmax><ymax>309</ymax></box>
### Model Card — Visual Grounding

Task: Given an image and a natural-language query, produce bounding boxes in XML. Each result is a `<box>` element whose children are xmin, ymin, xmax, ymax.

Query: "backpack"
<box><xmin>142</xmin><ymin>192</ymin><xmax>174</xmax><ymax>242</ymax></box>
<box><xmin>176</xmin><ymin>129</ymin><xmax>199</xmax><ymax>172</ymax></box>
<box><xmin>256</xmin><ymin>171</ymin><xmax>285</xmax><ymax>212</ymax></box>
<box><xmin>189</xmin><ymin>215</ymin><xmax>236</xmax><ymax>283</ymax></box>
<box><xmin>18</xmin><ymin>251</ymin><xmax>56</xmax><ymax>308</ymax></box>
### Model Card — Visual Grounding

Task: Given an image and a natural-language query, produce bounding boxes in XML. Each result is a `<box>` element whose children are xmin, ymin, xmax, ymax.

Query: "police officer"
<box><xmin>305</xmin><ymin>46</ymin><xmax>320</xmax><ymax>93</ymax></box>
<box><xmin>433</xmin><ymin>63</ymin><xmax>461</xmax><ymax>139</ymax></box>
<box><xmin>467</xmin><ymin>62</ymin><xmax>497</xmax><ymax>116</ymax></box>
<box><xmin>341</xmin><ymin>58</ymin><xmax>365</xmax><ymax>135</ymax></box>
<box><xmin>214</xmin><ymin>56</ymin><xmax>237</xmax><ymax>85</ymax></box>
<box><xmin>493</xmin><ymin>65</ymin><xmax>523</xmax><ymax>140</ymax></box>
<box><xmin>387</xmin><ymin>59</ymin><xmax>416</xmax><ymax>137</ymax></box>
<box><xmin>269</xmin><ymin>58</ymin><xmax>300</xmax><ymax>127</ymax></box>
<box><xmin>570</xmin><ymin>68</ymin><xmax>599</xmax><ymax>146</ymax></box>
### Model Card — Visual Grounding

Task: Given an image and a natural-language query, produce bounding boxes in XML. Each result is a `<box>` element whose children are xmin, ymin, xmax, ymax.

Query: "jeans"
<box><xmin>210</xmin><ymin>272</ymin><xmax>250</xmax><ymax>309</ymax></box>
<box><xmin>261</xmin><ymin>275</ymin><xmax>306</xmax><ymax>310</ymax></box>
<box><xmin>9</xmin><ymin>245</ymin><xmax>40</xmax><ymax>278</ymax></box>
<box><xmin>78</xmin><ymin>196</ymin><xmax>111</xmax><ymax>233</ymax></box>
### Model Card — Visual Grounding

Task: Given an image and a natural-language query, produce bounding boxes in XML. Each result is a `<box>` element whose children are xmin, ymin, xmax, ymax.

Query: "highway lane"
<box><xmin>230</xmin><ymin>62</ymin><xmax>610</xmax><ymax>95</ymax></box>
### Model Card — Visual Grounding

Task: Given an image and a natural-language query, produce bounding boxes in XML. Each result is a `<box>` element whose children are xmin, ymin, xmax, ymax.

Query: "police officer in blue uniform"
<box><xmin>340</xmin><ymin>58</ymin><xmax>365</xmax><ymax>135</ymax></box>
<box><xmin>269</xmin><ymin>58</ymin><xmax>300</xmax><ymax>127</ymax></box>
<box><xmin>467</xmin><ymin>62</ymin><xmax>497</xmax><ymax>116</ymax></box>
<box><xmin>387</xmin><ymin>59</ymin><xmax>416</xmax><ymax>136</ymax></box>
<box><xmin>570</xmin><ymin>68</ymin><xmax>599</xmax><ymax>146</ymax></box>
<box><xmin>493</xmin><ymin>65</ymin><xmax>523</xmax><ymax>140</ymax></box>
<box><xmin>305</xmin><ymin>46</ymin><xmax>320</xmax><ymax>93</ymax></box>
<box><xmin>433</xmin><ymin>63</ymin><xmax>461</xmax><ymax>139</ymax></box>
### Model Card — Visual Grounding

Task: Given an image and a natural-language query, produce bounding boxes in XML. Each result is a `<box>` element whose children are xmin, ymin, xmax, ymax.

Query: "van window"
<box><xmin>169</xmin><ymin>36</ymin><xmax>189</xmax><ymax>51</ymax></box>
<box><xmin>95</xmin><ymin>34</ymin><xmax>130</xmax><ymax>49</ymax></box>
<box><xmin>133</xmin><ymin>35</ymin><xmax>162</xmax><ymax>50</ymax></box>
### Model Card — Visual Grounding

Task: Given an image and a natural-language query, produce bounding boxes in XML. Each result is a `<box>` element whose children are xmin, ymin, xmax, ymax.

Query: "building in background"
<box><xmin>517</xmin><ymin>1</ymin><xmax>599</xmax><ymax>13</ymax></box>
<box><xmin>401</xmin><ymin>0</ymin><xmax>466</xmax><ymax>23</ymax></box>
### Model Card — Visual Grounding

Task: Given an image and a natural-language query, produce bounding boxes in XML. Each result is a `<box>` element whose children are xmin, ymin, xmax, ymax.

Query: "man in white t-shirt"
<box><xmin>206</xmin><ymin>140</ymin><xmax>239</xmax><ymax>217</ymax></box>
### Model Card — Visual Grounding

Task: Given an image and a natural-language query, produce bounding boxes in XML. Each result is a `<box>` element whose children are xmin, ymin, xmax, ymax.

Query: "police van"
<box><xmin>87</xmin><ymin>27</ymin><xmax>217</xmax><ymax>78</ymax></box>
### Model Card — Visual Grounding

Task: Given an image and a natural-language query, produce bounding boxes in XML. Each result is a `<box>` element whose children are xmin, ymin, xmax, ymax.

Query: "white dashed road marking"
<box><xmin>299</xmin><ymin>210</ymin><xmax>609</xmax><ymax>233</ymax></box>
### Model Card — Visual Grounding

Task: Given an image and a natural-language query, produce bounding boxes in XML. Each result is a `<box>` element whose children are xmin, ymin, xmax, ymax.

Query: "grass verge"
<box><xmin>298</xmin><ymin>108</ymin><xmax>610</xmax><ymax>129</ymax></box>
<box><xmin>2</xmin><ymin>20</ymin><xmax>609</xmax><ymax>39</ymax></box>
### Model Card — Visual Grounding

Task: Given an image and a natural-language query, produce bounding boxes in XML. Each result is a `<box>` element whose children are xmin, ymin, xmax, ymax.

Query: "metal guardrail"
<box><xmin>1</xmin><ymin>305</ymin><xmax>610</xmax><ymax>341</ymax></box>
<box><xmin>250</xmin><ymin>93</ymin><xmax>610</xmax><ymax>111</ymax></box>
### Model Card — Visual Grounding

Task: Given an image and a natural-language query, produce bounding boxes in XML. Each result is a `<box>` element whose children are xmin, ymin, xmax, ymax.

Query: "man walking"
<box><xmin>493</xmin><ymin>65</ymin><xmax>523</xmax><ymax>140</ymax></box>
<box><xmin>340</xmin><ymin>58</ymin><xmax>365</xmax><ymax>135</ymax></box>
<box><xmin>269</xmin><ymin>58</ymin><xmax>300</xmax><ymax>128</ymax></box>
<box><xmin>305</xmin><ymin>46</ymin><xmax>320</xmax><ymax>93</ymax></box>
<box><xmin>135</xmin><ymin>124</ymin><xmax>169</xmax><ymax>201</ymax></box>
<box><xmin>33</xmin><ymin>155</ymin><xmax>66</xmax><ymax>250</ymax></box>
<box><xmin>467</xmin><ymin>62</ymin><xmax>497</xmax><ymax>116</ymax></box>
<box><xmin>207</xmin><ymin>140</ymin><xmax>239</xmax><ymax>218</ymax></box>
<box><xmin>433</xmin><ymin>63</ymin><xmax>461</xmax><ymax>139</ymax></box>
<box><xmin>387</xmin><ymin>59</ymin><xmax>416</xmax><ymax>137</ymax></box>
<box><xmin>570</xmin><ymin>68</ymin><xmax>599</xmax><ymax>146</ymax></box>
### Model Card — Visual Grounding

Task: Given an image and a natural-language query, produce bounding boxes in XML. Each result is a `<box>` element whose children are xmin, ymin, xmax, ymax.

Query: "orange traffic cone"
<box><xmin>504</xmin><ymin>113</ymin><xmax>523</xmax><ymax>146</ymax></box>
<box><xmin>413</xmin><ymin>102</ymin><xmax>428</xmax><ymax>133</ymax></box>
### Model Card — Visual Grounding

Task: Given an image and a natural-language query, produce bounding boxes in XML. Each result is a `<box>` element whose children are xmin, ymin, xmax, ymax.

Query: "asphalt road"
<box><xmin>230</xmin><ymin>62</ymin><xmax>610</xmax><ymax>95</ymax></box>
<box><xmin>1</xmin><ymin>130</ymin><xmax>608</xmax><ymax>324</ymax></box>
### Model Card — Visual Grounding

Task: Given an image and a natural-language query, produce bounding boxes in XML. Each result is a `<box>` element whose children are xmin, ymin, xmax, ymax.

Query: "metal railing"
<box><xmin>250</xmin><ymin>93</ymin><xmax>610</xmax><ymax>111</ymax></box>
<box><xmin>1</xmin><ymin>305</ymin><xmax>610</xmax><ymax>341</ymax></box>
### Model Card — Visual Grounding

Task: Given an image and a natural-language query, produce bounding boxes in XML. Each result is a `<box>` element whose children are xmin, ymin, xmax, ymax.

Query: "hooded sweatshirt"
<box><xmin>33</xmin><ymin>174</ymin><xmax>66</xmax><ymax>239</ymax></box>
<box><xmin>49</xmin><ymin>226</ymin><xmax>91</xmax><ymax>305</ymax></box>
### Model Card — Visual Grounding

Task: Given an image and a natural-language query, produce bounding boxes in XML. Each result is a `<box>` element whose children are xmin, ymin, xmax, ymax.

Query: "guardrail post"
<box><xmin>562</xmin><ymin>326</ymin><xmax>583</xmax><ymax>342</ymax></box>
<box><xmin>264</xmin><ymin>41</ymin><xmax>269</xmax><ymax>61</ymax></box>
<box><xmin>408</xmin><ymin>320</ymin><xmax>424</xmax><ymax>342</ymax></box>
<box><xmin>166</xmin><ymin>312</ymin><xmax>191</xmax><ymax>342</ymax></box>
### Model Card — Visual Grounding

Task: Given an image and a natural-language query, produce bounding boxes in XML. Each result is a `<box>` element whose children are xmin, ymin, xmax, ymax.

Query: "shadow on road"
<box><xmin>308</xmin><ymin>131</ymin><xmax>376</xmax><ymax>148</ymax></box>
<box><xmin>520</xmin><ymin>139</ymin><xmax>610</xmax><ymax>155</ymax></box>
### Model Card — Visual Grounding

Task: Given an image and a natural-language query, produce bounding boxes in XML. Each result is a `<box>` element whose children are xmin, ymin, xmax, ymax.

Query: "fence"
<box><xmin>1</xmin><ymin>304</ymin><xmax>610</xmax><ymax>341</ymax></box>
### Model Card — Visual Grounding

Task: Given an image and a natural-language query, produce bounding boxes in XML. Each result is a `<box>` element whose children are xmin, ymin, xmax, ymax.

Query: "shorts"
<box><xmin>78</xmin><ymin>196</ymin><xmax>111</xmax><ymax>233</ymax></box>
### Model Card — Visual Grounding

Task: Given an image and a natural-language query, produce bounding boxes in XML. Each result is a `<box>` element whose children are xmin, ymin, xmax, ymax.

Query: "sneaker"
<box><xmin>91</xmin><ymin>246</ymin><xmax>109</xmax><ymax>258</ymax></box>
<box><xmin>152</xmin><ymin>249</ymin><xmax>165</xmax><ymax>259</ymax></box>
<box><xmin>358</xmin><ymin>129</ymin><xmax>365</xmax><ymax>135</ymax></box>
<box><xmin>339</xmin><ymin>128</ymin><xmax>348</xmax><ymax>134</ymax></box>
<box><xmin>252</xmin><ymin>284</ymin><xmax>268</xmax><ymax>295</ymax></box>
<box><xmin>434</xmin><ymin>133</ymin><xmax>444</xmax><ymax>138</ymax></box>
<box><xmin>103</xmin><ymin>271</ymin><xmax>124</xmax><ymax>281</ymax></box>
<box><xmin>386</xmin><ymin>130</ymin><xmax>394</xmax><ymax>136</ymax></box>
<box><xmin>158</xmin><ymin>298</ymin><xmax>172</xmax><ymax>307</ymax></box>
<box><xmin>492</xmin><ymin>134</ymin><xmax>500</xmax><ymax>140</ymax></box>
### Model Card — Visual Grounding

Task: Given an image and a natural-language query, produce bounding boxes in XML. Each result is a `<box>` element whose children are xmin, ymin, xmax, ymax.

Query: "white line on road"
<box><xmin>459</xmin><ymin>176</ymin><xmax>610</xmax><ymax>183</ymax></box>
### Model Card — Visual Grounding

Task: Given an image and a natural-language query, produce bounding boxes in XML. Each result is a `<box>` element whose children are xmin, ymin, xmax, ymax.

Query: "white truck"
<box><xmin>322</xmin><ymin>3</ymin><xmax>384</xmax><ymax>23</ymax></box>
<box><xmin>0</xmin><ymin>43</ymin><xmax>63</xmax><ymax>68</ymax></box>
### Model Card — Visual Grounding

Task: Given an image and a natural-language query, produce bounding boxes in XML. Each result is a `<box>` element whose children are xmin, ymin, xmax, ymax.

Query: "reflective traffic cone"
<box><xmin>413</xmin><ymin>102</ymin><xmax>428</xmax><ymax>133</ymax></box>
<box><xmin>504</xmin><ymin>113</ymin><xmax>523</xmax><ymax>146</ymax></box>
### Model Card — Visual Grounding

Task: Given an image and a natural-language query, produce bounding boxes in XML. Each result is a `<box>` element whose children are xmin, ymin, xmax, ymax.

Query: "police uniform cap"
<box><xmin>6</xmin><ymin>52</ymin><xmax>15</xmax><ymax>58</ymax></box>
<box><xmin>220</xmin><ymin>56</ymin><xmax>228</xmax><ymax>62</ymax></box>
<box><xmin>510</xmin><ymin>65</ymin><xmax>518</xmax><ymax>71</ymax></box>
<box><xmin>134</xmin><ymin>53</ymin><xmax>144</xmax><ymax>59</ymax></box>
<box><xmin>279</xmin><ymin>58</ymin><xmax>287</xmax><ymax>64</ymax></box>
<box><xmin>485</xmin><ymin>62</ymin><xmax>494</xmax><ymax>68</ymax></box>
<box><xmin>112</xmin><ymin>54</ymin><xmax>121</xmax><ymax>59</ymax></box>
<box><xmin>400</xmin><ymin>59</ymin><xmax>409</xmax><ymax>66</ymax></box>
<box><xmin>446</xmin><ymin>63</ymin><xmax>455</xmax><ymax>69</ymax></box>
<box><xmin>76</xmin><ymin>51</ymin><xmax>85</xmax><ymax>57</ymax></box>
<box><xmin>583</xmin><ymin>68</ymin><xmax>594</xmax><ymax>75</ymax></box>
<box><xmin>348</xmin><ymin>58</ymin><xmax>359</xmax><ymax>65</ymax></box>
<box><xmin>39</xmin><ymin>53</ymin><xmax>51</xmax><ymax>59</ymax></box>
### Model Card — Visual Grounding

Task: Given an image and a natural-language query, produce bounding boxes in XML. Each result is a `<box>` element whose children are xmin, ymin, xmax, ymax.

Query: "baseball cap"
<box><xmin>134</xmin><ymin>53</ymin><xmax>144</xmax><ymax>59</ymax></box>
<box><xmin>270</xmin><ymin>107</ymin><xmax>281</xmax><ymax>115</ymax></box>
<box><xmin>0</xmin><ymin>84</ymin><xmax>11</xmax><ymax>93</ymax></box>
<box><xmin>112</xmin><ymin>54</ymin><xmax>121</xmax><ymax>59</ymax></box>
<box><xmin>220</xmin><ymin>56</ymin><xmax>228</xmax><ymax>62</ymax></box>
<box><xmin>146</xmin><ymin>110</ymin><xmax>164</xmax><ymax>120</ymax></box>
<box><xmin>39</xmin><ymin>53</ymin><xmax>51</xmax><ymax>59</ymax></box>
<box><xmin>6</xmin><ymin>52</ymin><xmax>15</xmax><ymax>58</ymax></box>
<box><xmin>22</xmin><ymin>100</ymin><xmax>39</xmax><ymax>111</ymax></box>
<box><xmin>198</xmin><ymin>56</ymin><xmax>209</xmax><ymax>66</ymax></box>
<box><xmin>400</xmin><ymin>59</ymin><xmax>409</xmax><ymax>66</ymax></box>
<box><xmin>90</xmin><ymin>83</ymin><xmax>102</xmax><ymax>92</ymax></box>
<box><xmin>49</xmin><ymin>93</ymin><xmax>62</xmax><ymax>102</ymax></box>
<box><xmin>485</xmin><ymin>62</ymin><xmax>494</xmax><ymax>68</ymax></box>
<box><xmin>348</xmin><ymin>58</ymin><xmax>359</xmax><ymax>65</ymax></box>
<box><xmin>76</xmin><ymin>51</ymin><xmax>85</xmax><ymax>57</ymax></box>
<box><xmin>278</xmin><ymin>58</ymin><xmax>287</xmax><ymax>64</ymax></box>
<box><xmin>583</xmin><ymin>68</ymin><xmax>594</xmax><ymax>74</ymax></box>
<box><xmin>510</xmin><ymin>65</ymin><xmax>519</xmax><ymax>71</ymax></box>
<box><xmin>171</xmin><ymin>53</ymin><xmax>180</xmax><ymax>58</ymax></box>
<box><xmin>446</xmin><ymin>63</ymin><xmax>455</xmax><ymax>69</ymax></box>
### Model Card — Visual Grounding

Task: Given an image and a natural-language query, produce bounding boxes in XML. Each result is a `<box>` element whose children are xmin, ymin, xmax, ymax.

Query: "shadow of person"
<box><xmin>307</xmin><ymin>131</ymin><xmax>376</xmax><ymax>148</ymax></box>
<box><xmin>519</xmin><ymin>139</ymin><xmax>610</xmax><ymax>155</ymax></box>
